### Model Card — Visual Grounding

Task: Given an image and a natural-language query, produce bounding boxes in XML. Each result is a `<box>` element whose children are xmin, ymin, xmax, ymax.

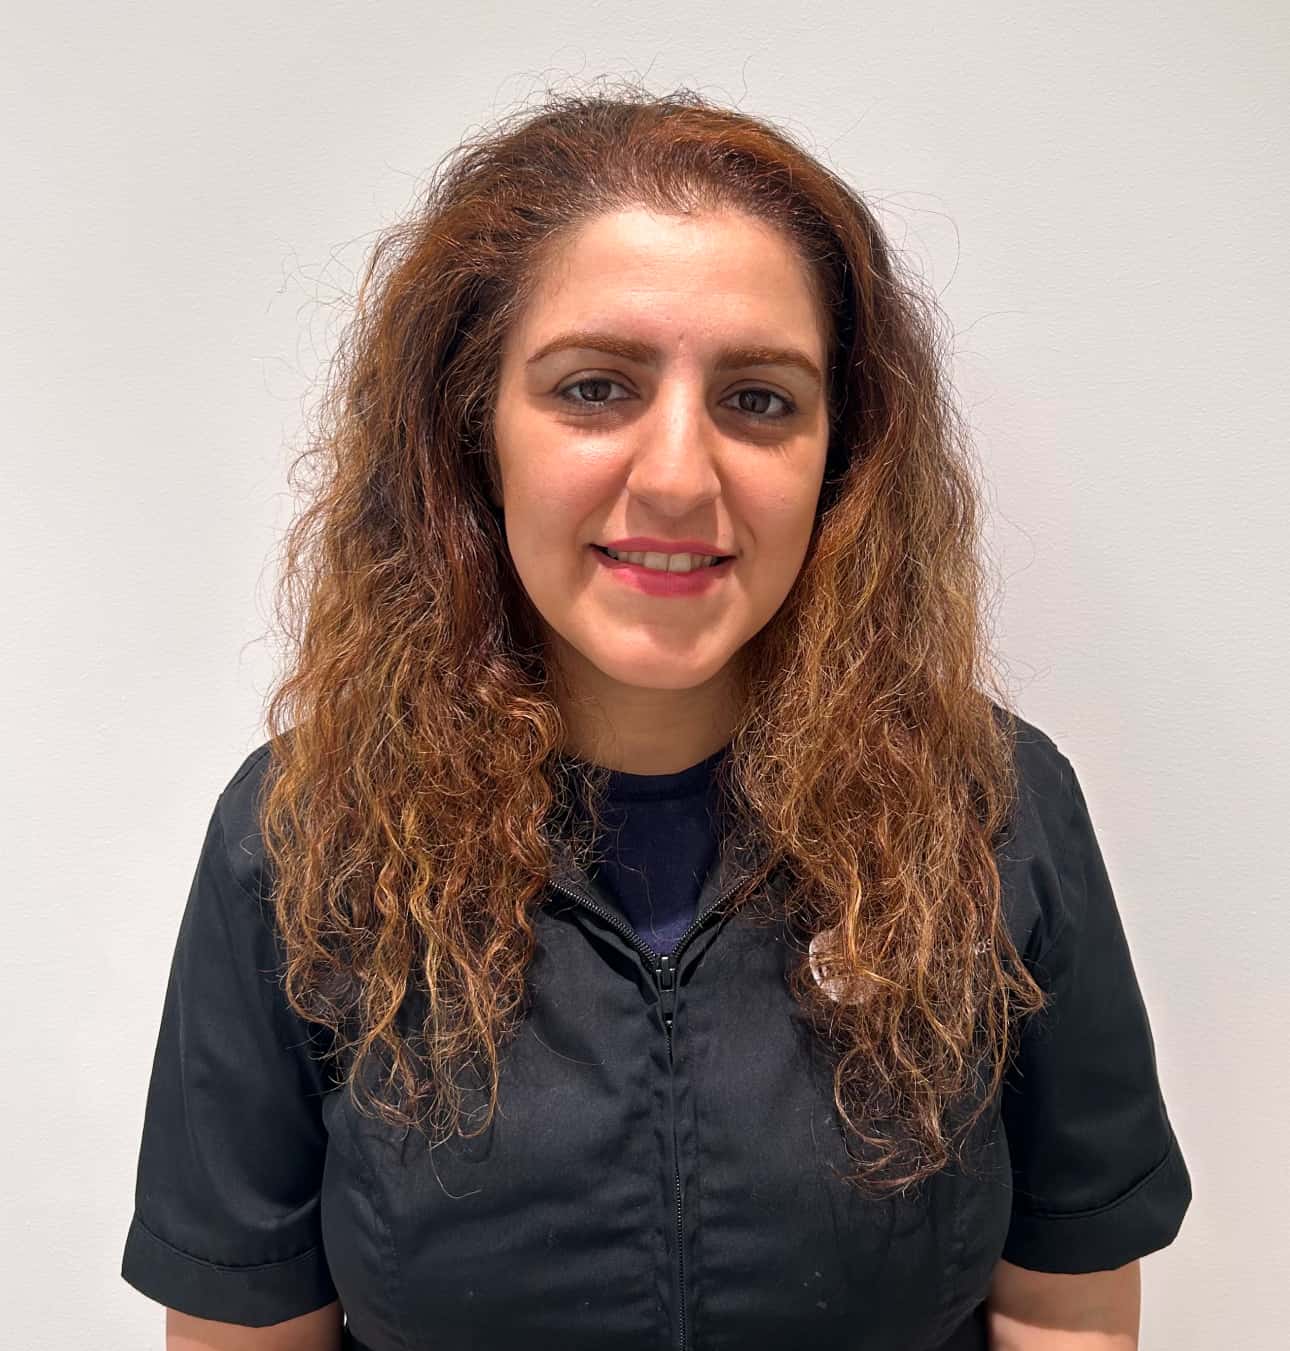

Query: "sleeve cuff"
<box><xmin>121</xmin><ymin>1211</ymin><xmax>338</xmax><ymax>1327</ymax></box>
<box><xmin>1000</xmin><ymin>1125</ymin><xmax>1192</xmax><ymax>1274</ymax></box>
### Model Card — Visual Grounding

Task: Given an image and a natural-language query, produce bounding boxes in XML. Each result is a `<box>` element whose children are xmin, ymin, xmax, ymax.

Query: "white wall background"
<box><xmin>2</xmin><ymin>2</ymin><xmax>1285</xmax><ymax>1346</ymax></box>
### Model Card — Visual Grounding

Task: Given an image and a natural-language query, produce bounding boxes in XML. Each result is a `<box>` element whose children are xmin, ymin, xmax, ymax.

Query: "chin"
<box><xmin>598</xmin><ymin>653</ymin><xmax>732</xmax><ymax>691</ymax></box>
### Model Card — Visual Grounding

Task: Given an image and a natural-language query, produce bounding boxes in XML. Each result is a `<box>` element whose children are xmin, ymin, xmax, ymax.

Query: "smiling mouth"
<box><xmin>590</xmin><ymin>544</ymin><xmax>735</xmax><ymax>563</ymax></box>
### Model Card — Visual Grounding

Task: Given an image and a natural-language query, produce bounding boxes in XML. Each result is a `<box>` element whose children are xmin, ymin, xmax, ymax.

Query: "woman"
<box><xmin>121</xmin><ymin>85</ymin><xmax>1191</xmax><ymax>1350</ymax></box>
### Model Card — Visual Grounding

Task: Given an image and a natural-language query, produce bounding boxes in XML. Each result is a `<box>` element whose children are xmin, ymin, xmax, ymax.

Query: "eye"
<box><xmin>728</xmin><ymin>387</ymin><xmax>797</xmax><ymax>420</ymax></box>
<box><xmin>553</xmin><ymin>377</ymin><xmax>798</xmax><ymax>421</ymax></box>
<box><xmin>554</xmin><ymin>376</ymin><xmax>631</xmax><ymax>411</ymax></box>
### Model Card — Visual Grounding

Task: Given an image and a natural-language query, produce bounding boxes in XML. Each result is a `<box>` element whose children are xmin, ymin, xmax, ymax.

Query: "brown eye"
<box><xmin>554</xmin><ymin>377</ymin><xmax>628</xmax><ymax>410</ymax></box>
<box><xmin>553</xmin><ymin>378</ymin><xmax>796</xmax><ymax>421</ymax></box>
<box><xmin>728</xmin><ymin>388</ymin><xmax>796</xmax><ymax>419</ymax></box>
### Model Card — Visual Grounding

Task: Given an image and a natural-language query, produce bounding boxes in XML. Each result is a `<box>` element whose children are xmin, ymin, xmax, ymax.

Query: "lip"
<box><xmin>590</xmin><ymin>544</ymin><xmax>734</xmax><ymax>597</ymax></box>
<box><xmin>598</xmin><ymin>536</ymin><xmax>734</xmax><ymax>558</ymax></box>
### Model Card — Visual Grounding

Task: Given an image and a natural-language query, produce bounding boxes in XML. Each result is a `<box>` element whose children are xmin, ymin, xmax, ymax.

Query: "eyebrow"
<box><xmin>525</xmin><ymin>328</ymin><xmax>824</xmax><ymax>389</ymax></box>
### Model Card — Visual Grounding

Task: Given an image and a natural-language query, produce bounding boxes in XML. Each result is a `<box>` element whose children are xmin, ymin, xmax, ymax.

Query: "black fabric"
<box><xmin>995</xmin><ymin>754</ymin><xmax>1192</xmax><ymax>1272</ymax></box>
<box><xmin>121</xmin><ymin>710</ymin><xmax>1192</xmax><ymax>1347</ymax></box>
<box><xmin>120</xmin><ymin>776</ymin><xmax>339</xmax><ymax>1327</ymax></box>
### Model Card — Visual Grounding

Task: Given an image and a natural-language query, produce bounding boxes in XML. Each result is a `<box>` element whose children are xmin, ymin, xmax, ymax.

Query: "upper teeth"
<box><xmin>604</xmin><ymin>547</ymin><xmax>722</xmax><ymax>573</ymax></box>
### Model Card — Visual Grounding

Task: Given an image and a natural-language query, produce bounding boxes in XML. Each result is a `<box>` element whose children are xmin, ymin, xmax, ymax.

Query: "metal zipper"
<box><xmin>547</xmin><ymin>875</ymin><xmax>744</xmax><ymax>1351</ymax></box>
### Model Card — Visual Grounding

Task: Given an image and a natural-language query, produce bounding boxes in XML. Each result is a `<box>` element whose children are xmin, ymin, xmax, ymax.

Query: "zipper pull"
<box><xmin>655</xmin><ymin>952</ymin><xmax>676</xmax><ymax>1033</ymax></box>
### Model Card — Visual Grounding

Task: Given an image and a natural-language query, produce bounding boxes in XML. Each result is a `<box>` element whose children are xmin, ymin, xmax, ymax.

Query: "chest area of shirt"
<box><xmin>317</xmin><ymin>905</ymin><xmax>1012</xmax><ymax>1351</ymax></box>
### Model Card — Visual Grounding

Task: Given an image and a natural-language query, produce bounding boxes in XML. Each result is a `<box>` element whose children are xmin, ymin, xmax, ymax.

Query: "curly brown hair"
<box><xmin>258</xmin><ymin>78</ymin><xmax>1048</xmax><ymax>1200</ymax></box>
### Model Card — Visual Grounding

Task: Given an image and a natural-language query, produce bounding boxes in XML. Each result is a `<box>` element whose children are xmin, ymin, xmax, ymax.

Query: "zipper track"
<box><xmin>547</xmin><ymin>876</ymin><xmax>743</xmax><ymax>1351</ymax></box>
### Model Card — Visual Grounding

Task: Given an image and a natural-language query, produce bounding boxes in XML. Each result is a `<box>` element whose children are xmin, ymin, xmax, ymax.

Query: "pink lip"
<box><xmin>590</xmin><ymin>544</ymin><xmax>734</xmax><ymax>597</ymax></box>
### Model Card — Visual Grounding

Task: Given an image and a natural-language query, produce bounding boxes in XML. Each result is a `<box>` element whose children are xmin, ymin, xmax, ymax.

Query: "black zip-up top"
<box><xmin>121</xmin><ymin>711</ymin><xmax>1192</xmax><ymax>1349</ymax></box>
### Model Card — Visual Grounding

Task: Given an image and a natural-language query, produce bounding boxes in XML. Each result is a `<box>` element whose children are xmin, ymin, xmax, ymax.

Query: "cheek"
<box><xmin>505</xmin><ymin>443</ymin><xmax>621</xmax><ymax>539</ymax></box>
<box><xmin>737</xmin><ymin>476</ymin><xmax>821</xmax><ymax>554</ymax></box>
<box><xmin>508</xmin><ymin>483</ymin><xmax>597</xmax><ymax>558</ymax></box>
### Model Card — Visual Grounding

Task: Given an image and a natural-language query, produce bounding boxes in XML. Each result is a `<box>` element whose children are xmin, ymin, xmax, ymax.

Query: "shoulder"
<box><xmin>988</xmin><ymin>702</ymin><xmax>1080</xmax><ymax>965</ymax></box>
<box><xmin>998</xmin><ymin>703</ymin><xmax>1074</xmax><ymax>817</ymax></box>
<box><xmin>211</xmin><ymin>740</ymin><xmax>275</xmax><ymax>904</ymax></box>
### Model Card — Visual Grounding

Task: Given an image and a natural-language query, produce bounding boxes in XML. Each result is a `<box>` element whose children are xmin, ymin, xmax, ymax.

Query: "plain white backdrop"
<box><xmin>2</xmin><ymin>2</ymin><xmax>1285</xmax><ymax>1347</ymax></box>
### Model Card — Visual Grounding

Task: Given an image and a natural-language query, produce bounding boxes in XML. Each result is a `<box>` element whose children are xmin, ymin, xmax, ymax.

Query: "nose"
<box><xmin>624</xmin><ymin>379</ymin><xmax>723</xmax><ymax>516</ymax></box>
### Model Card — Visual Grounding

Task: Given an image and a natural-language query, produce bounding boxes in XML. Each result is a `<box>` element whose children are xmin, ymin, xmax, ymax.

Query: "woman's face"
<box><xmin>492</xmin><ymin>207</ymin><xmax>831</xmax><ymax>732</ymax></box>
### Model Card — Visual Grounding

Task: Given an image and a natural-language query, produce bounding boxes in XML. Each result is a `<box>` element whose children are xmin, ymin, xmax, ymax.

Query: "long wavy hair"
<box><xmin>258</xmin><ymin>79</ymin><xmax>1048</xmax><ymax>1200</ymax></box>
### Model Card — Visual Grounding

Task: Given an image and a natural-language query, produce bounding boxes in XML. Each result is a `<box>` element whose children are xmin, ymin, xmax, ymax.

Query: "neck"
<box><xmin>550</xmin><ymin>640</ymin><xmax>742</xmax><ymax>775</ymax></box>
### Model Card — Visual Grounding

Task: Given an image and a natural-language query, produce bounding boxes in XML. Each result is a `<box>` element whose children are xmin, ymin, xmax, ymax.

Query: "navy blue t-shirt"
<box><xmin>565</xmin><ymin>742</ymin><xmax>731</xmax><ymax>955</ymax></box>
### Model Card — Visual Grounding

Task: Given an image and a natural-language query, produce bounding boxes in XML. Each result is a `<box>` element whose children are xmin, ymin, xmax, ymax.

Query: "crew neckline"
<box><xmin>560</xmin><ymin>742</ymin><xmax>731</xmax><ymax>803</ymax></box>
<box><xmin>602</xmin><ymin>742</ymin><xmax>730</xmax><ymax>802</ymax></box>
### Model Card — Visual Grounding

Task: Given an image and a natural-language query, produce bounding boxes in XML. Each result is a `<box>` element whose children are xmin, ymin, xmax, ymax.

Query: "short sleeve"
<box><xmin>999</xmin><ymin>749</ymin><xmax>1192</xmax><ymax>1273</ymax></box>
<box><xmin>120</xmin><ymin>753</ymin><xmax>339</xmax><ymax>1325</ymax></box>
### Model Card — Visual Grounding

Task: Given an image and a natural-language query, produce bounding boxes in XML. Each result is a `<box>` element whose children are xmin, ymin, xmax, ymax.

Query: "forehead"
<box><xmin>508</xmin><ymin>209</ymin><xmax>828</xmax><ymax>362</ymax></box>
